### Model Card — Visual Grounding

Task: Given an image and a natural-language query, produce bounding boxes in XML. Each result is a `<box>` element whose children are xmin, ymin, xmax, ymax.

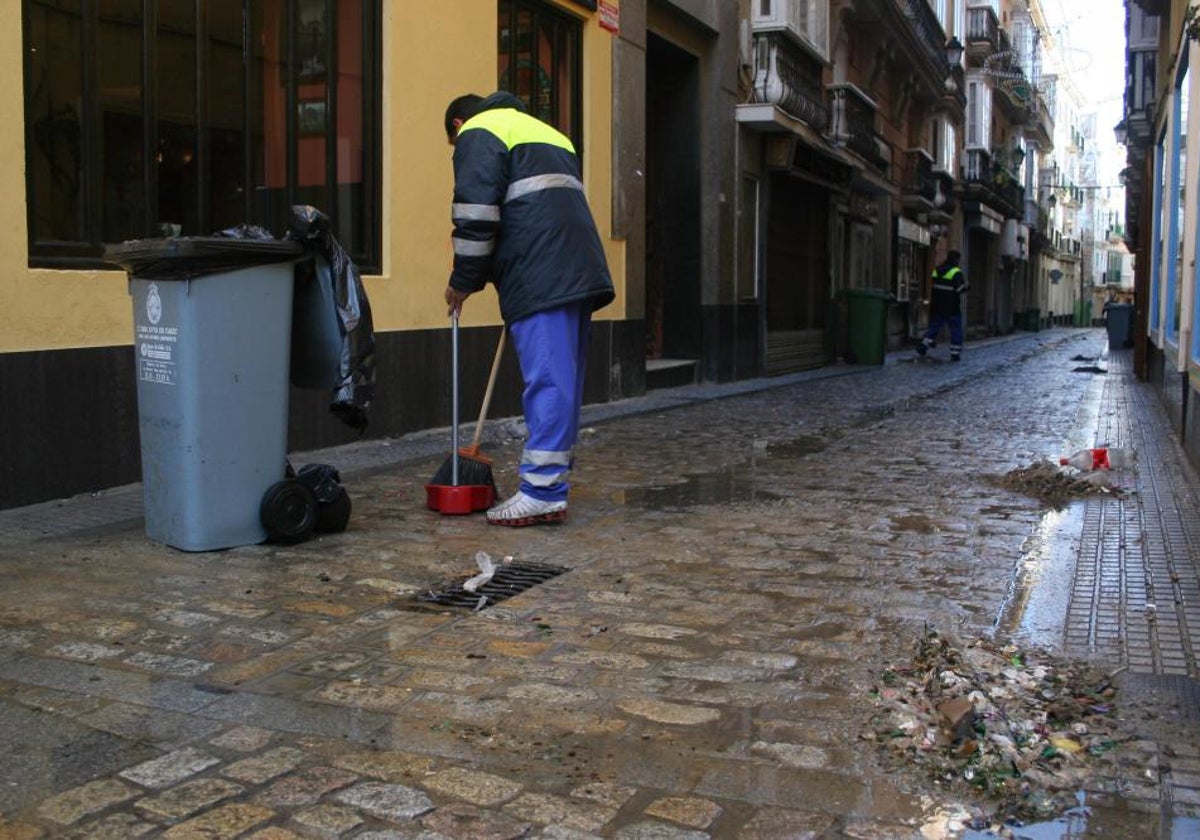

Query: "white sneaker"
<box><xmin>486</xmin><ymin>491</ymin><xmax>567</xmax><ymax>527</ymax></box>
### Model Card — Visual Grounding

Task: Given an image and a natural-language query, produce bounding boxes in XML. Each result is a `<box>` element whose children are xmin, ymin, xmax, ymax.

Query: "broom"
<box><xmin>429</xmin><ymin>326</ymin><xmax>505</xmax><ymax>492</ymax></box>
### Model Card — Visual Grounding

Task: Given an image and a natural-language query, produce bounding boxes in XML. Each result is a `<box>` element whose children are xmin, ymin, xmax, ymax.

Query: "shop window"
<box><xmin>498</xmin><ymin>0</ymin><xmax>582</xmax><ymax>155</ymax></box>
<box><xmin>23</xmin><ymin>0</ymin><xmax>382</xmax><ymax>272</ymax></box>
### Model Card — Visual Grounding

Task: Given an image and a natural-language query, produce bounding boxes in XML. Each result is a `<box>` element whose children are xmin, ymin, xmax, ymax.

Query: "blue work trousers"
<box><xmin>509</xmin><ymin>301</ymin><xmax>591</xmax><ymax>502</ymax></box>
<box><xmin>923</xmin><ymin>313</ymin><xmax>963</xmax><ymax>355</ymax></box>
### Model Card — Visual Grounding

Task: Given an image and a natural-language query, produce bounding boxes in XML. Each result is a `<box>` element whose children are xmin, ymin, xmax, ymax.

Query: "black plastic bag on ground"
<box><xmin>286</xmin><ymin>205</ymin><xmax>376</xmax><ymax>432</ymax></box>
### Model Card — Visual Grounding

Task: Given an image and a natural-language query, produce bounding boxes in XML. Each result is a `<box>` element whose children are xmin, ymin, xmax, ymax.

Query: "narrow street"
<box><xmin>1</xmin><ymin>328</ymin><xmax>1198</xmax><ymax>838</ymax></box>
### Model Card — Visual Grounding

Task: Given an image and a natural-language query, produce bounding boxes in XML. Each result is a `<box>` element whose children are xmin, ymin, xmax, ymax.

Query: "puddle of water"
<box><xmin>960</xmin><ymin>791</ymin><xmax>1188</xmax><ymax>838</ymax></box>
<box><xmin>614</xmin><ymin>467</ymin><xmax>781</xmax><ymax>509</ymax></box>
<box><xmin>614</xmin><ymin>435</ymin><xmax>828</xmax><ymax>510</ymax></box>
<box><xmin>994</xmin><ymin>505</ymin><xmax>1083</xmax><ymax>649</ymax></box>
<box><xmin>891</xmin><ymin>513</ymin><xmax>940</xmax><ymax>534</ymax></box>
<box><xmin>765</xmin><ymin>436</ymin><xmax>827</xmax><ymax>458</ymax></box>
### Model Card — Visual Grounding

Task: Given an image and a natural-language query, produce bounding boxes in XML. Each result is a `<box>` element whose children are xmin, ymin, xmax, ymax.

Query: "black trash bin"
<box><xmin>1105</xmin><ymin>303</ymin><xmax>1134</xmax><ymax>349</ymax></box>
<box><xmin>105</xmin><ymin>237</ymin><xmax>306</xmax><ymax>551</ymax></box>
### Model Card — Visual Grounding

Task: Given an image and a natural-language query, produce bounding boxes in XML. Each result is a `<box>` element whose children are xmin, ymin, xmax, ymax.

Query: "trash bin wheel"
<box><xmin>260</xmin><ymin>479</ymin><xmax>319</xmax><ymax>545</ymax></box>
<box><xmin>316</xmin><ymin>486</ymin><xmax>352</xmax><ymax>533</ymax></box>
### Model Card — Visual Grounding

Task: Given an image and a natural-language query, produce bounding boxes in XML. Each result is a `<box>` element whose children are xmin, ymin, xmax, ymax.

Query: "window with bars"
<box><xmin>23</xmin><ymin>0</ymin><xmax>382</xmax><ymax>272</ymax></box>
<box><xmin>498</xmin><ymin>0</ymin><xmax>583</xmax><ymax>155</ymax></box>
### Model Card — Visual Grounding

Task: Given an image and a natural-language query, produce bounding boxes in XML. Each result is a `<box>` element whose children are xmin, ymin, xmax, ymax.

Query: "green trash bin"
<box><xmin>1025</xmin><ymin>308</ymin><xmax>1041</xmax><ymax>332</ymax></box>
<box><xmin>843</xmin><ymin>288</ymin><xmax>892</xmax><ymax>365</ymax></box>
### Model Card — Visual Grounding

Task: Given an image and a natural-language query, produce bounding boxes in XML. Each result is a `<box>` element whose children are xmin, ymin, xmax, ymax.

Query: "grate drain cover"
<box><xmin>1116</xmin><ymin>673</ymin><xmax>1200</xmax><ymax>722</ymax></box>
<box><xmin>414</xmin><ymin>561</ymin><xmax>568</xmax><ymax>611</ymax></box>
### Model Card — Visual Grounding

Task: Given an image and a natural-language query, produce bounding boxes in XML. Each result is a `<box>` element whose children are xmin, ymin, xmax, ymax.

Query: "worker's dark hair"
<box><xmin>947</xmin><ymin>249</ymin><xmax>962</xmax><ymax>263</ymax></box>
<box><xmin>445</xmin><ymin>94</ymin><xmax>484</xmax><ymax>140</ymax></box>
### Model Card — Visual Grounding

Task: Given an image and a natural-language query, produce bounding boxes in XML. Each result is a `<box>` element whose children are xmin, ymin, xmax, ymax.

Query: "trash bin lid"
<box><xmin>103</xmin><ymin>236</ymin><xmax>305</xmax><ymax>281</ymax></box>
<box><xmin>842</xmin><ymin>287</ymin><xmax>894</xmax><ymax>300</ymax></box>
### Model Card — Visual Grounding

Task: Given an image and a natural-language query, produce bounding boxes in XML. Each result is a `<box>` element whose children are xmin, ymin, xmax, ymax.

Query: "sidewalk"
<box><xmin>0</xmin><ymin>331</ymin><xmax>1034</xmax><ymax>544</ymax></box>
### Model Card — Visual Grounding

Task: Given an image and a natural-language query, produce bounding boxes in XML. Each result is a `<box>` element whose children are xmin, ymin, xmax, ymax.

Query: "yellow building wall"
<box><xmin>0</xmin><ymin>1</ymin><xmax>623</xmax><ymax>353</ymax></box>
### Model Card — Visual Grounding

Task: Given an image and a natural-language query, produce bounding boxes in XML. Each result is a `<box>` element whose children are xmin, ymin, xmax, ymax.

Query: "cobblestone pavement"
<box><xmin>1</xmin><ymin>328</ymin><xmax>1199</xmax><ymax>838</ymax></box>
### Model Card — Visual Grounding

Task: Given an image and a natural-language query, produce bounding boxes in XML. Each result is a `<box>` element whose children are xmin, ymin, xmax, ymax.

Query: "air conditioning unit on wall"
<box><xmin>752</xmin><ymin>0</ymin><xmax>805</xmax><ymax>40</ymax></box>
<box><xmin>750</xmin><ymin>0</ymin><xmax>827</xmax><ymax>60</ymax></box>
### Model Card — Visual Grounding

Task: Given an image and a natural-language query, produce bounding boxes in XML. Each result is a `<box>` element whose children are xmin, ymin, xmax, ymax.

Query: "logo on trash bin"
<box><xmin>146</xmin><ymin>283</ymin><xmax>162</xmax><ymax>326</ymax></box>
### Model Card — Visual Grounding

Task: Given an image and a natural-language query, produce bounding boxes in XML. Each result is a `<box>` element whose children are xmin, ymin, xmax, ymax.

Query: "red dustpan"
<box><xmin>426</xmin><ymin>313</ymin><xmax>494</xmax><ymax>514</ymax></box>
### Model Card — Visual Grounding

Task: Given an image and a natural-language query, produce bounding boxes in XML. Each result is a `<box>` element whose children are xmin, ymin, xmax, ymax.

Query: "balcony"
<box><xmin>962</xmin><ymin>148</ymin><xmax>1024</xmax><ymax>217</ymax></box>
<box><xmin>901</xmin><ymin>149</ymin><xmax>956</xmax><ymax>219</ymax></box>
<box><xmin>747</xmin><ymin>31</ymin><xmax>829</xmax><ymax>133</ymax></box>
<box><xmin>828</xmin><ymin>83</ymin><xmax>887</xmax><ymax>170</ymax></box>
<box><xmin>1026</xmin><ymin>83</ymin><xmax>1054</xmax><ymax>146</ymax></box>
<box><xmin>965</xmin><ymin>6</ymin><xmax>1000</xmax><ymax>62</ymax></box>
<box><xmin>1125</xmin><ymin>48</ymin><xmax>1156</xmax><ymax>146</ymax></box>
<box><xmin>894</xmin><ymin>0</ymin><xmax>948</xmax><ymax>71</ymax></box>
<box><xmin>903</xmin><ymin>150</ymin><xmax>937</xmax><ymax>202</ymax></box>
<box><xmin>1024</xmin><ymin>198</ymin><xmax>1041</xmax><ymax>230</ymax></box>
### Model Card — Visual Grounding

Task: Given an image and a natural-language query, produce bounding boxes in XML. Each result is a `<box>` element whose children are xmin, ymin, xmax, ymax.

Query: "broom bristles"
<box><xmin>429</xmin><ymin>449</ymin><xmax>495</xmax><ymax>489</ymax></box>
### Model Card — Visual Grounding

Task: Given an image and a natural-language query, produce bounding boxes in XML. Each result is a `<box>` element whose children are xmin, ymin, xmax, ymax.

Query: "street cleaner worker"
<box><xmin>916</xmin><ymin>249</ymin><xmax>968</xmax><ymax>362</ymax></box>
<box><xmin>443</xmin><ymin>91</ymin><xmax>615</xmax><ymax>527</ymax></box>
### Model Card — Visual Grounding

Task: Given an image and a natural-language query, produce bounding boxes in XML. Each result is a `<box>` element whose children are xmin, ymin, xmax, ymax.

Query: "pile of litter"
<box><xmin>986</xmin><ymin>461</ymin><xmax>1125</xmax><ymax>509</ymax></box>
<box><xmin>865</xmin><ymin>629</ymin><xmax>1124</xmax><ymax>827</ymax></box>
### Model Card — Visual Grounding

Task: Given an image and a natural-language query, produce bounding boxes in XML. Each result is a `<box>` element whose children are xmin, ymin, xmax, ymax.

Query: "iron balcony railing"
<box><xmin>895</xmin><ymin>0</ymin><xmax>948</xmax><ymax>70</ymax></box>
<box><xmin>1126</xmin><ymin>49</ymin><xmax>1156</xmax><ymax>122</ymax></box>
<box><xmin>966</xmin><ymin>6</ymin><xmax>999</xmax><ymax>50</ymax></box>
<box><xmin>963</xmin><ymin>148</ymin><xmax>1024</xmax><ymax>213</ymax></box>
<box><xmin>753</xmin><ymin>31</ymin><xmax>830</xmax><ymax>132</ymax></box>
<box><xmin>903</xmin><ymin>150</ymin><xmax>938</xmax><ymax>203</ymax></box>
<box><xmin>964</xmin><ymin>147</ymin><xmax>992</xmax><ymax>181</ymax></box>
<box><xmin>829</xmin><ymin>83</ymin><xmax>885</xmax><ymax>167</ymax></box>
<box><xmin>1027</xmin><ymin>86</ymin><xmax>1054</xmax><ymax>141</ymax></box>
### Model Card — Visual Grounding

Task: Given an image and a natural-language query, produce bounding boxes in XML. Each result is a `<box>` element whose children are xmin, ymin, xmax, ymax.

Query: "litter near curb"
<box><xmin>867</xmin><ymin>629</ymin><xmax>1128</xmax><ymax>828</ymax></box>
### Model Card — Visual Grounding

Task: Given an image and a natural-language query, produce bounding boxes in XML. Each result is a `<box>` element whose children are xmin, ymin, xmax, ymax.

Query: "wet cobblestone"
<box><xmin>0</xmin><ymin>329</ymin><xmax>1197</xmax><ymax>836</ymax></box>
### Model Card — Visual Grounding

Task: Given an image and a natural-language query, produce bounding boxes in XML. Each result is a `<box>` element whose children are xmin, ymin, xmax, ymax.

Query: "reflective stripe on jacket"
<box><xmin>450</xmin><ymin>92</ymin><xmax>614</xmax><ymax>324</ymax></box>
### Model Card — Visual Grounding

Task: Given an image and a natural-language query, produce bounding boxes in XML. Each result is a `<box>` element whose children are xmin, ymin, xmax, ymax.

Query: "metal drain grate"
<box><xmin>1117</xmin><ymin>674</ymin><xmax>1200</xmax><ymax>722</ymax></box>
<box><xmin>415</xmin><ymin>561</ymin><xmax>568</xmax><ymax>611</ymax></box>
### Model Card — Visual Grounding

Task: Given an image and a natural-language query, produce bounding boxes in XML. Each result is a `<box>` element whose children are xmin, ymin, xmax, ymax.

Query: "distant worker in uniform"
<box><xmin>916</xmin><ymin>249</ymin><xmax>968</xmax><ymax>362</ymax></box>
<box><xmin>443</xmin><ymin>91</ymin><xmax>615</xmax><ymax>526</ymax></box>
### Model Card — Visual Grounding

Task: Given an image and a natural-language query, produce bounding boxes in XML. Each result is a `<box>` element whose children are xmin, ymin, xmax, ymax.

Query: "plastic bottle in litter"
<box><xmin>1059</xmin><ymin>447</ymin><xmax>1136</xmax><ymax>471</ymax></box>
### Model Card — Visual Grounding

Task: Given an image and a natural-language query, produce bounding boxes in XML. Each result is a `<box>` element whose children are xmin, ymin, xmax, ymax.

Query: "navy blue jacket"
<box><xmin>930</xmin><ymin>260</ymin><xmax>968</xmax><ymax>317</ymax></box>
<box><xmin>449</xmin><ymin>92</ymin><xmax>614</xmax><ymax>324</ymax></box>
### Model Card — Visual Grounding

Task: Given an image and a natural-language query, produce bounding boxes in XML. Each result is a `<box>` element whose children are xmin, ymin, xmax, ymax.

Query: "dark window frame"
<box><xmin>22</xmin><ymin>0</ymin><xmax>383</xmax><ymax>274</ymax></box>
<box><xmin>498</xmin><ymin>0</ymin><xmax>584</xmax><ymax>158</ymax></box>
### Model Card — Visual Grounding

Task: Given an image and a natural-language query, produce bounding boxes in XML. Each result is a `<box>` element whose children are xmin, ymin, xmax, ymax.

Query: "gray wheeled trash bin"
<box><xmin>105</xmin><ymin>237</ymin><xmax>305</xmax><ymax>551</ymax></box>
<box><xmin>1105</xmin><ymin>303</ymin><xmax>1134</xmax><ymax>349</ymax></box>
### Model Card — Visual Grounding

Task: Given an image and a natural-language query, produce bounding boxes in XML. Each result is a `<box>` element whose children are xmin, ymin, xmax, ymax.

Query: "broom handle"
<box><xmin>469</xmin><ymin>327</ymin><xmax>506</xmax><ymax>450</ymax></box>
<box><xmin>451</xmin><ymin>313</ymin><xmax>460</xmax><ymax>486</ymax></box>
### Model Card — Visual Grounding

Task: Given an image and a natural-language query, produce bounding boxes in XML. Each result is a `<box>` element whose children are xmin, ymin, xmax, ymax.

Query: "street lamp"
<box><xmin>1012</xmin><ymin>145</ymin><xmax>1026</xmax><ymax>169</ymax></box>
<box><xmin>945</xmin><ymin>37</ymin><xmax>964</xmax><ymax>69</ymax></box>
<box><xmin>1114</xmin><ymin>120</ymin><xmax>1128</xmax><ymax>146</ymax></box>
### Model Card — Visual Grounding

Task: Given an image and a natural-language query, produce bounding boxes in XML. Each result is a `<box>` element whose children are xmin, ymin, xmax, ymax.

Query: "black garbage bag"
<box><xmin>216</xmin><ymin>223</ymin><xmax>276</xmax><ymax>241</ymax></box>
<box><xmin>286</xmin><ymin>205</ymin><xmax>376</xmax><ymax>433</ymax></box>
